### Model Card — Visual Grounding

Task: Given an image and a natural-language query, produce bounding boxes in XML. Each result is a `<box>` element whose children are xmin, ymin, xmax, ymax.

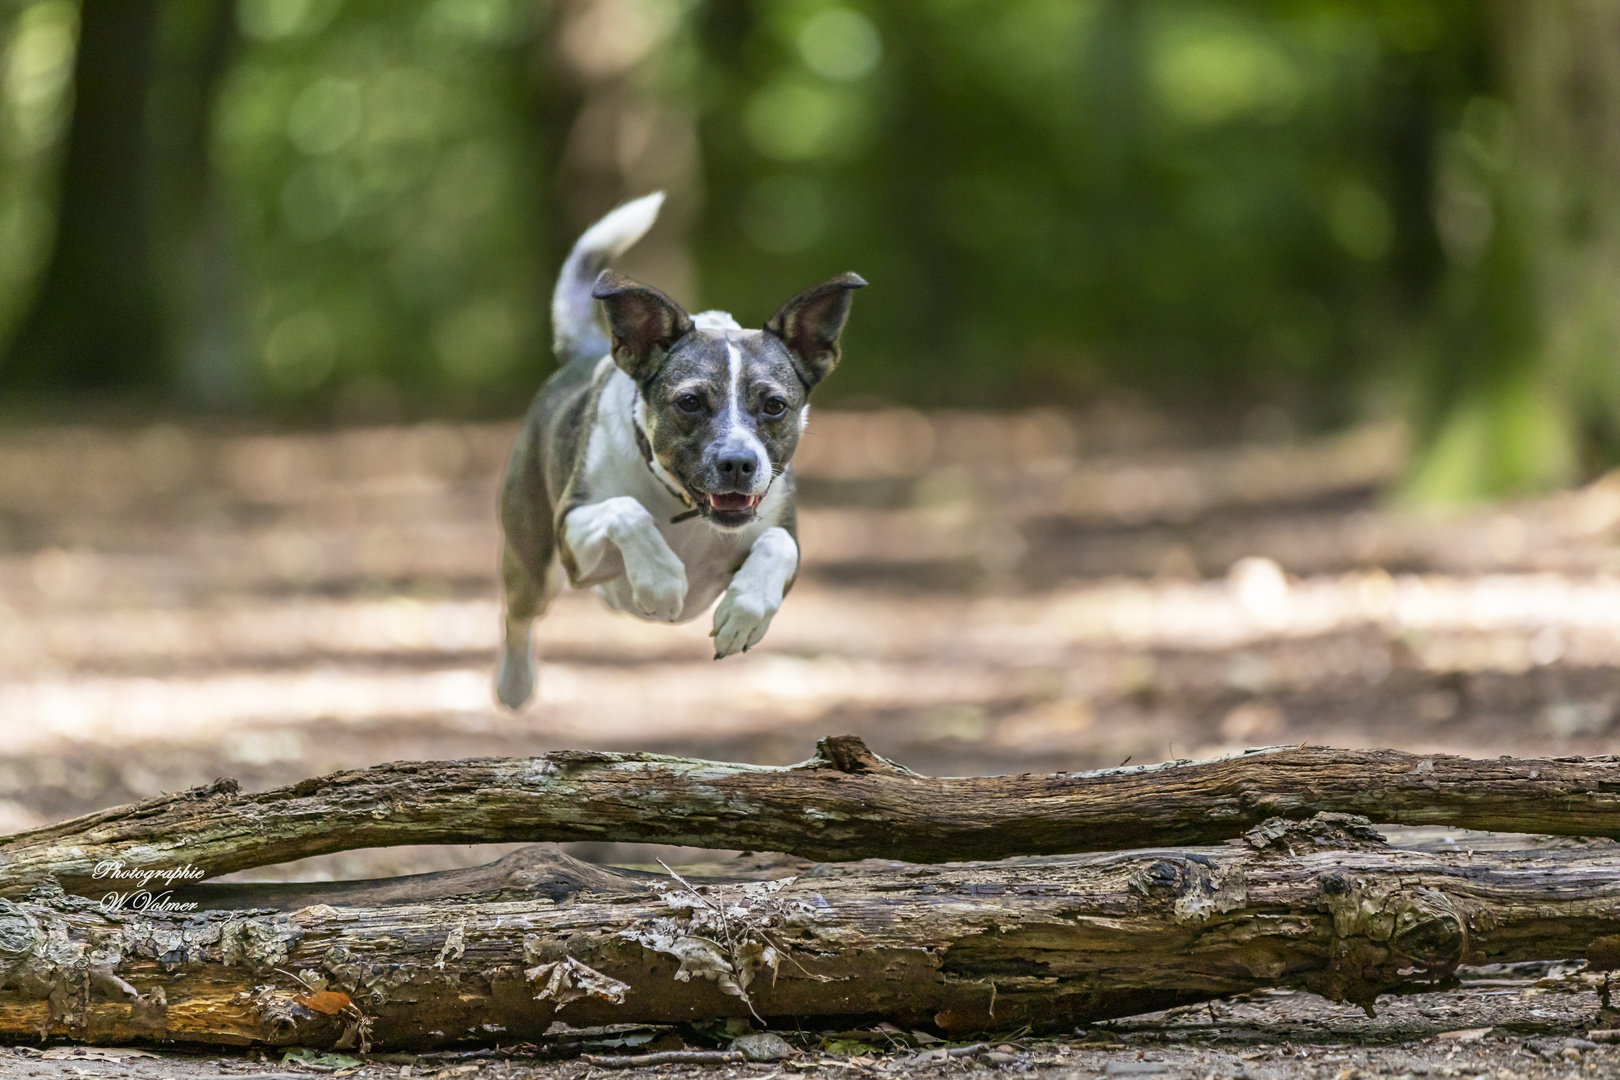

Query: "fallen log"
<box><xmin>1</xmin><ymin>816</ymin><xmax>1618</xmax><ymax>1050</ymax></box>
<box><xmin>4</xmin><ymin>738</ymin><xmax>1620</xmax><ymax>899</ymax></box>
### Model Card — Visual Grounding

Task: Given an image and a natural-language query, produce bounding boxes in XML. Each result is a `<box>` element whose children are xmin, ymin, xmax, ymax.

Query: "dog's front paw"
<box><xmin>711</xmin><ymin>587</ymin><xmax>777</xmax><ymax>659</ymax></box>
<box><xmin>626</xmin><ymin>551</ymin><xmax>688</xmax><ymax>622</ymax></box>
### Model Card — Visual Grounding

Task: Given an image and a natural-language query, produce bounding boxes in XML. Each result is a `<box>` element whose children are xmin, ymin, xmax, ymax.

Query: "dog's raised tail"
<box><xmin>552</xmin><ymin>191</ymin><xmax>664</xmax><ymax>364</ymax></box>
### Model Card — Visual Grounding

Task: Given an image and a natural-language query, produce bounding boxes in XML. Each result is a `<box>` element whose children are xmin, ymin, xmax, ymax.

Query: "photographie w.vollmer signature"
<box><xmin>91</xmin><ymin>859</ymin><xmax>205</xmax><ymax>915</ymax></box>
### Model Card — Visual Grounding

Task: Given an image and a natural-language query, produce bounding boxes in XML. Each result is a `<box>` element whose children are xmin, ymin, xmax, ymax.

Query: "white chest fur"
<box><xmin>577</xmin><ymin>365</ymin><xmax>791</xmax><ymax>623</ymax></box>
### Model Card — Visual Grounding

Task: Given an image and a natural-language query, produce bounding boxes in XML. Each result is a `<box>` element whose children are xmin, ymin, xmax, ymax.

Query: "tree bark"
<box><xmin>5</xmin><ymin>738</ymin><xmax>1620</xmax><ymax>900</ymax></box>
<box><xmin>2</xmin><ymin>816</ymin><xmax>1619</xmax><ymax>1050</ymax></box>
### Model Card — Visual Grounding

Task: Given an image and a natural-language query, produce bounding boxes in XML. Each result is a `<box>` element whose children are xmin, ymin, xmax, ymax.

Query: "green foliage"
<box><xmin>213</xmin><ymin>0</ymin><xmax>544</xmax><ymax>418</ymax></box>
<box><xmin>0</xmin><ymin>1</ymin><xmax>78</xmax><ymax>347</ymax></box>
<box><xmin>5</xmin><ymin>0</ymin><xmax>1618</xmax><ymax>504</ymax></box>
<box><xmin>694</xmin><ymin>0</ymin><xmax>1460</xmax><ymax>414</ymax></box>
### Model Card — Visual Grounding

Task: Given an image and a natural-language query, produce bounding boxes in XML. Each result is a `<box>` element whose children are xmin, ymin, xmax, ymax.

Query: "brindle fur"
<box><xmin>495</xmin><ymin>194</ymin><xmax>862</xmax><ymax>708</ymax></box>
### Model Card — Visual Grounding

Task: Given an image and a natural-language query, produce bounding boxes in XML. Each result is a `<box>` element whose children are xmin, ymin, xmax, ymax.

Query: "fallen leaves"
<box><xmin>526</xmin><ymin>954</ymin><xmax>631</xmax><ymax>1008</ymax></box>
<box><xmin>625</xmin><ymin>866</ymin><xmax>815</xmax><ymax>1018</ymax></box>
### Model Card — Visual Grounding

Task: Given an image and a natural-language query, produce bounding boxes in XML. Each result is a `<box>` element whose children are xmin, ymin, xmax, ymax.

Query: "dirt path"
<box><xmin>4</xmin><ymin>411</ymin><xmax>1620</xmax><ymax>1073</ymax></box>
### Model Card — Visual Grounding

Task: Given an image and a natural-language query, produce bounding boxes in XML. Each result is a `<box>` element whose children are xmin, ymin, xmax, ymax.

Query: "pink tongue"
<box><xmin>709</xmin><ymin>493</ymin><xmax>753</xmax><ymax>512</ymax></box>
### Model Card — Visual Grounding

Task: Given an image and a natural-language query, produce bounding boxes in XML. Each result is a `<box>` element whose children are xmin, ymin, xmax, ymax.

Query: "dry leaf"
<box><xmin>526</xmin><ymin>955</ymin><xmax>630</xmax><ymax>1008</ymax></box>
<box><xmin>294</xmin><ymin>990</ymin><xmax>353</xmax><ymax>1015</ymax></box>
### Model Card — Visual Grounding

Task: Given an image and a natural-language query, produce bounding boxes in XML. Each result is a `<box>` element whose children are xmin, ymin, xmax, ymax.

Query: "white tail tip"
<box><xmin>575</xmin><ymin>191</ymin><xmax>665</xmax><ymax>260</ymax></box>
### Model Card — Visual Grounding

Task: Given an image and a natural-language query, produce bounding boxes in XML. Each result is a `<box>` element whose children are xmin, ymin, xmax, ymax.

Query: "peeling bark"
<box><xmin>5</xmin><ymin>739</ymin><xmax>1620</xmax><ymax>900</ymax></box>
<box><xmin>1</xmin><ymin>817</ymin><xmax>1620</xmax><ymax>1050</ymax></box>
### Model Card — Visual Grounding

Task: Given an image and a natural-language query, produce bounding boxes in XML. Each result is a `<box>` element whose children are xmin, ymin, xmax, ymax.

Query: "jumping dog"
<box><xmin>495</xmin><ymin>192</ymin><xmax>864</xmax><ymax>708</ymax></box>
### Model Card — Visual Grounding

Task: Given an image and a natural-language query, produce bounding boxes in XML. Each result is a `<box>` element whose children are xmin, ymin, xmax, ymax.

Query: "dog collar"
<box><xmin>630</xmin><ymin>405</ymin><xmax>702</xmax><ymax>523</ymax></box>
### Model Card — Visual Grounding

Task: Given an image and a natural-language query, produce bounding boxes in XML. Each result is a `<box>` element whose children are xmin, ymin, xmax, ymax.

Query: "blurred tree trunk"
<box><xmin>525</xmin><ymin>0</ymin><xmax>587</xmax><ymax>360</ymax></box>
<box><xmin>153</xmin><ymin>0</ymin><xmax>244</xmax><ymax>407</ymax></box>
<box><xmin>1506</xmin><ymin>0</ymin><xmax>1620</xmax><ymax>466</ymax></box>
<box><xmin>546</xmin><ymin>0</ymin><xmax>699</xmax><ymax>307</ymax></box>
<box><xmin>1407</xmin><ymin>0</ymin><xmax>1620</xmax><ymax>501</ymax></box>
<box><xmin>0</xmin><ymin>0</ymin><xmax>164</xmax><ymax>391</ymax></box>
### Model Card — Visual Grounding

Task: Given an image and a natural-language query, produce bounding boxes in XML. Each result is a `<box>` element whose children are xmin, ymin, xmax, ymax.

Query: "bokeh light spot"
<box><xmin>287</xmin><ymin>76</ymin><xmax>362</xmax><ymax>155</ymax></box>
<box><xmin>1152</xmin><ymin>20</ymin><xmax>1300</xmax><ymax>125</ymax></box>
<box><xmin>797</xmin><ymin>8</ymin><xmax>881</xmax><ymax>82</ymax></box>
<box><xmin>263</xmin><ymin>309</ymin><xmax>338</xmax><ymax>392</ymax></box>
<box><xmin>238</xmin><ymin>0</ymin><xmax>343</xmax><ymax>42</ymax></box>
<box><xmin>366</xmin><ymin>67</ymin><xmax>442</xmax><ymax>145</ymax></box>
<box><xmin>418</xmin><ymin>0</ymin><xmax>516</xmax><ymax>44</ymax></box>
<box><xmin>5</xmin><ymin>0</ymin><xmax>77</xmax><ymax>153</ymax></box>
<box><xmin>745</xmin><ymin>80</ymin><xmax>865</xmax><ymax>161</ymax></box>
<box><xmin>559</xmin><ymin>0</ymin><xmax>679</xmax><ymax>79</ymax></box>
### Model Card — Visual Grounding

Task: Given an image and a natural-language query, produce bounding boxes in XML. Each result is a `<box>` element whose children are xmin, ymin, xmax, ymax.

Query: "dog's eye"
<box><xmin>676</xmin><ymin>394</ymin><xmax>704</xmax><ymax>414</ymax></box>
<box><xmin>762</xmin><ymin>397</ymin><xmax>788</xmax><ymax>418</ymax></box>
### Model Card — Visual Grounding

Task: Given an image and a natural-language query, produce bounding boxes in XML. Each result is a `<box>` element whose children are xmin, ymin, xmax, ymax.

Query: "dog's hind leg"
<box><xmin>496</xmin><ymin>421</ymin><xmax>561</xmax><ymax>710</ymax></box>
<box><xmin>496</xmin><ymin>540</ymin><xmax>557</xmax><ymax>709</ymax></box>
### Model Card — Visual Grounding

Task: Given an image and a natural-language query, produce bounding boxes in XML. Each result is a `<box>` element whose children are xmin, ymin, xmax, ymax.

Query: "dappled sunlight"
<box><xmin>6</xmin><ymin>412</ymin><xmax>1620</xmax><ymax>867</ymax></box>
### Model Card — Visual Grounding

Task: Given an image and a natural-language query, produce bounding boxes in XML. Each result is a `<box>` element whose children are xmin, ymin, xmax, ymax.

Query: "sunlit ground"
<box><xmin>4</xmin><ymin>409</ymin><xmax>1620</xmax><ymax>879</ymax></box>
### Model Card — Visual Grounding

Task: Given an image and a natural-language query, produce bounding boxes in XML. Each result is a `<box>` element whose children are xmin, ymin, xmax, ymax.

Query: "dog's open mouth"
<box><xmin>706</xmin><ymin>492</ymin><xmax>762</xmax><ymax>513</ymax></box>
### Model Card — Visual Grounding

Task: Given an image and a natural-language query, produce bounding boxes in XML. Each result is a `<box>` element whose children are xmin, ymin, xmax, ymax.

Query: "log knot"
<box><xmin>1128</xmin><ymin>856</ymin><xmax>1248</xmax><ymax>923</ymax></box>
<box><xmin>1310</xmin><ymin>876</ymin><xmax>1467</xmax><ymax>1013</ymax></box>
<box><xmin>811</xmin><ymin>735</ymin><xmax>917</xmax><ymax>776</ymax></box>
<box><xmin>0</xmin><ymin>899</ymin><xmax>41</xmax><ymax>976</ymax></box>
<box><xmin>193</xmin><ymin>777</ymin><xmax>241</xmax><ymax>799</ymax></box>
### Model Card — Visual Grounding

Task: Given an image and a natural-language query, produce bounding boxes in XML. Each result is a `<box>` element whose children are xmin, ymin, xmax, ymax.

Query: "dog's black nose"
<box><xmin>716</xmin><ymin>450</ymin><xmax>758</xmax><ymax>481</ymax></box>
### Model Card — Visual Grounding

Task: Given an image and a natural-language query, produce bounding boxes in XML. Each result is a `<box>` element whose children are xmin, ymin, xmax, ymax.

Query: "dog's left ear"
<box><xmin>592</xmin><ymin>269</ymin><xmax>694</xmax><ymax>382</ymax></box>
<box><xmin>765</xmin><ymin>272</ymin><xmax>866</xmax><ymax>389</ymax></box>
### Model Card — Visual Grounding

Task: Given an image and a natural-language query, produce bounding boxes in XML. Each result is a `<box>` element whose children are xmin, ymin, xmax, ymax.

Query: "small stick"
<box><xmin>947</xmin><ymin>1043</ymin><xmax>996</xmax><ymax>1057</ymax></box>
<box><xmin>581</xmin><ymin>1050</ymin><xmax>747</xmax><ymax>1068</ymax></box>
<box><xmin>905</xmin><ymin>1042</ymin><xmax>997</xmax><ymax>1060</ymax></box>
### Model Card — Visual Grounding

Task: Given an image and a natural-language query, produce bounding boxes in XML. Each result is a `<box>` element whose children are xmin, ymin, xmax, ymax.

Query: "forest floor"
<box><xmin>4</xmin><ymin>405</ymin><xmax>1620</xmax><ymax>1077</ymax></box>
<box><xmin>2</xmin><ymin>977</ymin><xmax>1617</xmax><ymax>1079</ymax></box>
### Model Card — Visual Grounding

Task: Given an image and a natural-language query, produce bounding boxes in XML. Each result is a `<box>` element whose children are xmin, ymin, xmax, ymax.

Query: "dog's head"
<box><xmin>592</xmin><ymin>269</ymin><xmax>864</xmax><ymax>528</ymax></box>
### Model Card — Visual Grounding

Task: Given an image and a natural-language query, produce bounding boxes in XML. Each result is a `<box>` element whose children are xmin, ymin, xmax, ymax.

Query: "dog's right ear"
<box><xmin>592</xmin><ymin>269</ymin><xmax>694</xmax><ymax>382</ymax></box>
